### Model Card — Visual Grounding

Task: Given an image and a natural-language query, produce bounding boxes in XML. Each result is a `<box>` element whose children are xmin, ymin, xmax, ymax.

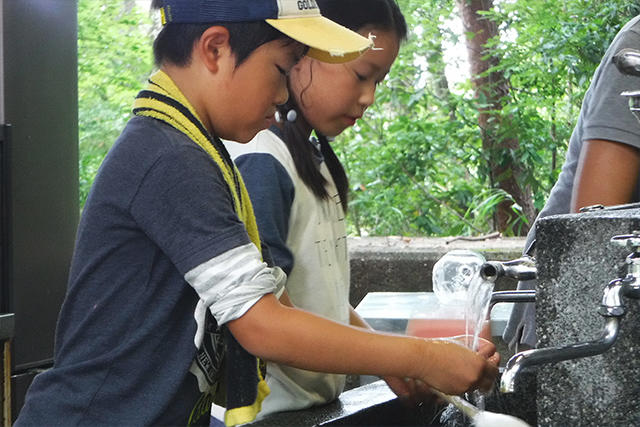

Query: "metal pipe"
<box><xmin>489</xmin><ymin>290</ymin><xmax>535</xmax><ymax>315</ymax></box>
<box><xmin>490</xmin><ymin>290</ymin><xmax>536</xmax><ymax>305</ymax></box>
<box><xmin>500</xmin><ymin>317</ymin><xmax>620</xmax><ymax>393</ymax></box>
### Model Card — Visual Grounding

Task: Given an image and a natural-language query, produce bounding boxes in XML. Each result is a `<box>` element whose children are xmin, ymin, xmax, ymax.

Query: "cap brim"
<box><xmin>266</xmin><ymin>16</ymin><xmax>372</xmax><ymax>64</ymax></box>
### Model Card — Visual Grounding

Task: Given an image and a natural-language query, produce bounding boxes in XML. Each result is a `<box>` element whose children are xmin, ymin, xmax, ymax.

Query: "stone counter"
<box><xmin>534</xmin><ymin>210</ymin><xmax>640</xmax><ymax>426</ymax></box>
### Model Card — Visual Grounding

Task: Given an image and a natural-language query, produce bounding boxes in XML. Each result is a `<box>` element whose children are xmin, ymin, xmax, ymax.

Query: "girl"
<box><xmin>225</xmin><ymin>0</ymin><xmax>443</xmax><ymax>417</ymax></box>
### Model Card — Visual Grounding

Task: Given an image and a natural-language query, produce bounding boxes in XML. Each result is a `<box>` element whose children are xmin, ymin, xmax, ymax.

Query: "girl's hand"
<box><xmin>383</xmin><ymin>376</ymin><xmax>440</xmax><ymax>407</ymax></box>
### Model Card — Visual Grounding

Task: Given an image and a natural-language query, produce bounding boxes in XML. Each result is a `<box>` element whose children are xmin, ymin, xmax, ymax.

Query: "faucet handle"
<box><xmin>610</xmin><ymin>231</ymin><xmax>640</xmax><ymax>252</ymax></box>
<box><xmin>613</xmin><ymin>48</ymin><xmax>640</xmax><ymax>76</ymax></box>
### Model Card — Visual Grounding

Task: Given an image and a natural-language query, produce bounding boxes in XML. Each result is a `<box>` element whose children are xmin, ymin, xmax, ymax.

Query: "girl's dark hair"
<box><xmin>280</xmin><ymin>0</ymin><xmax>407</xmax><ymax>212</ymax></box>
<box><xmin>150</xmin><ymin>1</ymin><xmax>290</xmax><ymax>67</ymax></box>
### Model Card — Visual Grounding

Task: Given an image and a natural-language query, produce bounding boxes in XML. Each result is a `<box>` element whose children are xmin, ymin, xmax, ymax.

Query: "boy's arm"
<box><xmin>227</xmin><ymin>293</ymin><xmax>498</xmax><ymax>396</ymax></box>
<box><xmin>346</xmin><ymin>304</ymin><xmax>428</xmax><ymax>401</ymax></box>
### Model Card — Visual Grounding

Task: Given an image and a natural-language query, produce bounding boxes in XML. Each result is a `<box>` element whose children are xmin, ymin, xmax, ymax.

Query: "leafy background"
<box><xmin>78</xmin><ymin>0</ymin><xmax>640</xmax><ymax>236</ymax></box>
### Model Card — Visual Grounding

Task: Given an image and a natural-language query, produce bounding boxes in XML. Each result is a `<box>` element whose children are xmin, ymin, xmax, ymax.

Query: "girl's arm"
<box><xmin>227</xmin><ymin>293</ymin><xmax>498</xmax><ymax>396</ymax></box>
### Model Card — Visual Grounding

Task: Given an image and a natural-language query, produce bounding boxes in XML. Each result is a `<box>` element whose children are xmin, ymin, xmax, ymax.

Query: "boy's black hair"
<box><xmin>280</xmin><ymin>0</ymin><xmax>407</xmax><ymax>212</ymax></box>
<box><xmin>150</xmin><ymin>0</ymin><xmax>293</xmax><ymax>67</ymax></box>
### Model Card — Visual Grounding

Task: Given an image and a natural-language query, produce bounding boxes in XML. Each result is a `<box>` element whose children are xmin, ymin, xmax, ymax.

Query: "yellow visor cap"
<box><xmin>266</xmin><ymin>16</ymin><xmax>373</xmax><ymax>64</ymax></box>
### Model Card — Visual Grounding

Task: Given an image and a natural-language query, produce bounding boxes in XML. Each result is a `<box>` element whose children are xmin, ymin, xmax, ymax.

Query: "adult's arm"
<box><xmin>571</xmin><ymin>139</ymin><xmax>640</xmax><ymax>212</ymax></box>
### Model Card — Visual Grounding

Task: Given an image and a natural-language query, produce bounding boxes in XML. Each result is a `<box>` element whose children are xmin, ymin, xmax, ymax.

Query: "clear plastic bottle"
<box><xmin>432</xmin><ymin>249</ymin><xmax>486</xmax><ymax>305</ymax></box>
<box><xmin>406</xmin><ymin>249</ymin><xmax>489</xmax><ymax>340</ymax></box>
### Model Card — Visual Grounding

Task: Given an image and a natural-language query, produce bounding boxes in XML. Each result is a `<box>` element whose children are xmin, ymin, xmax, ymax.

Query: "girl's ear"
<box><xmin>291</xmin><ymin>56</ymin><xmax>311</xmax><ymax>74</ymax></box>
<box><xmin>289</xmin><ymin>56</ymin><xmax>314</xmax><ymax>94</ymax></box>
<box><xmin>196</xmin><ymin>26</ymin><xmax>233</xmax><ymax>74</ymax></box>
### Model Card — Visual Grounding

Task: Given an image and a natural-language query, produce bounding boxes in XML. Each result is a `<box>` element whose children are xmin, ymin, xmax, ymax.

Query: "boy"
<box><xmin>16</xmin><ymin>1</ymin><xmax>498</xmax><ymax>426</ymax></box>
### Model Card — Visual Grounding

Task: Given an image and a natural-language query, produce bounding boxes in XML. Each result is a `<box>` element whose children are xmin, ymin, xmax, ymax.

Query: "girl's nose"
<box><xmin>359</xmin><ymin>82</ymin><xmax>376</xmax><ymax>108</ymax></box>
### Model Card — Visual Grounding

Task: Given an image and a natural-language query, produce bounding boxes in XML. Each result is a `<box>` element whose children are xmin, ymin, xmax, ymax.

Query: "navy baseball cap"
<box><xmin>158</xmin><ymin>0</ymin><xmax>373</xmax><ymax>63</ymax></box>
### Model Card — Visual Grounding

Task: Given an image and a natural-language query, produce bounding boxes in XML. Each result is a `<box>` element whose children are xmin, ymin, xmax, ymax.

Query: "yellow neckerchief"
<box><xmin>132</xmin><ymin>69</ymin><xmax>260</xmax><ymax>249</ymax></box>
<box><xmin>132</xmin><ymin>70</ymin><xmax>269</xmax><ymax>426</ymax></box>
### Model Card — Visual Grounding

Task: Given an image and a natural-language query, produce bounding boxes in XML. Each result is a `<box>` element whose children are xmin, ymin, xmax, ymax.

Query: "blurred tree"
<box><xmin>78</xmin><ymin>0</ymin><xmax>155</xmax><ymax>207</ymax></box>
<box><xmin>456</xmin><ymin>0</ymin><xmax>535</xmax><ymax>234</ymax></box>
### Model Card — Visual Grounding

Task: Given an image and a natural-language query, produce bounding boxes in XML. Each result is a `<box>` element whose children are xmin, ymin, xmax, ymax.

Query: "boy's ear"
<box><xmin>196</xmin><ymin>26</ymin><xmax>233</xmax><ymax>73</ymax></box>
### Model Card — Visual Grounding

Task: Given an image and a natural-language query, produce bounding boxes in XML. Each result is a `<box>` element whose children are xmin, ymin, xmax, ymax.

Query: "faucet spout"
<box><xmin>500</xmin><ymin>317</ymin><xmax>620</xmax><ymax>393</ymax></box>
<box><xmin>480</xmin><ymin>256</ymin><xmax>537</xmax><ymax>282</ymax></box>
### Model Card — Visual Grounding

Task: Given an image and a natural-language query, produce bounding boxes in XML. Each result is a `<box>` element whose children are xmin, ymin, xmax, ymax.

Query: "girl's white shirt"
<box><xmin>225</xmin><ymin>129</ymin><xmax>350</xmax><ymax>416</ymax></box>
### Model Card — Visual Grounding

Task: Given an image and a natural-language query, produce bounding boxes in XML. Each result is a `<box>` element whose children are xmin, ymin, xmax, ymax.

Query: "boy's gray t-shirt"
<box><xmin>16</xmin><ymin>116</ymin><xmax>252</xmax><ymax>426</ymax></box>
<box><xmin>504</xmin><ymin>15</ymin><xmax>640</xmax><ymax>349</ymax></box>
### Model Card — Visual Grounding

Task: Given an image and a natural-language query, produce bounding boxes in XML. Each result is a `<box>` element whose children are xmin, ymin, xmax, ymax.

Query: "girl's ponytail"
<box><xmin>318</xmin><ymin>133</ymin><xmax>349</xmax><ymax>213</ymax></box>
<box><xmin>278</xmin><ymin>101</ymin><xmax>350</xmax><ymax>213</ymax></box>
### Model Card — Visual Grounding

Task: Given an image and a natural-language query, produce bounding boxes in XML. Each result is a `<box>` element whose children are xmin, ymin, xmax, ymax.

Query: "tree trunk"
<box><xmin>455</xmin><ymin>0</ymin><xmax>536</xmax><ymax>234</ymax></box>
<box><xmin>427</xmin><ymin>37</ymin><xmax>457</xmax><ymax>121</ymax></box>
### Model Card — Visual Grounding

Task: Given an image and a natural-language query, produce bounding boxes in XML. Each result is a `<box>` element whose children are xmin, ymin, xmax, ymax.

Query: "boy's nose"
<box><xmin>275</xmin><ymin>82</ymin><xmax>289</xmax><ymax>106</ymax></box>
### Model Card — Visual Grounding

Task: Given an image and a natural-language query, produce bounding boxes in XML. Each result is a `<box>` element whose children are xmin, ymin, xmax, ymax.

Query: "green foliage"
<box><xmin>78</xmin><ymin>0</ymin><xmax>154</xmax><ymax>207</ymax></box>
<box><xmin>77</xmin><ymin>0</ymin><xmax>640</xmax><ymax>236</ymax></box>
<box><xmin>483</xmin><ymin>0</ymin><xmax>640</xmax><ymax>210</ymax></box>
<box><xmin>335</xmin><ymin>0</ymin><xmax>639</xmax><ymax>236</ymax></box>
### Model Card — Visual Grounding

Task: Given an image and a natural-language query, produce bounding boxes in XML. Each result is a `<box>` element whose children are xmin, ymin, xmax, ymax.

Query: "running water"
<box><xmin>464</xmin><ymin>275</ymin><xmax>494</xmax><ymax>352</ymax></box>
<box><xmin>407</xmin><ymin>250</ymin><xmax>488</xmax><ymax>340</ymax></box>
<box><xmin>463</xmin><ymin>272</ymin><xmax>495</xmax><ymax>412</ymax></box>
<box><xmin>432</xmin><ymin>390</ymin><xmax>531</xmax><ymax>427</ymax></box>
<box><xmin>430</xmin><ymin>251</ymin><xmax>531</xmax><ymax>426</ymax></box>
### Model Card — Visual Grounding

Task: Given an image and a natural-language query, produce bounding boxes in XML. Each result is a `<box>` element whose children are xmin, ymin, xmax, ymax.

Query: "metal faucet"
<box><xmin>500</xmin><ymin>231</ymin><xmax>640</xmax><ymax>393</ymax></box>
<box><xmin>480</xmin><ymin>238</ymin><xmax>537</xmax><ymax>284</ymax></box>
<box><xmin>480</xmin><ymin>248</ymin><xmax>537</xmax><ymax>316</ymax></box>
<box><xmin>613</xmin><ymin>48</ymin><xmax>640</xmax><ymax>124</ymax></box>
<box><xmin>480</xmin><ymin>256</ymin><xmax>537</xmax><ymax>283</ymax></box>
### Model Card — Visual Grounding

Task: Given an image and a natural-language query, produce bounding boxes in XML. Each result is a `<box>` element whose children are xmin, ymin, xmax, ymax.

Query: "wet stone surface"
<box><xmin>247</xmin><ymin>380</ymin><xmax>441</xmax><ymax>427</ymax></box>
<box><xmin>439</xmin><ymin>371</ymin><xmax>536</xmax><ymax>427</ymax></box>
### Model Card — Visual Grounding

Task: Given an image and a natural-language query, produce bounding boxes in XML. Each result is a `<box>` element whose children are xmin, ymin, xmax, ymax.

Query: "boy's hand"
<box><xmin>446</xmin><ymin>335</ymin><xmax>501</xmax><ymax>366</ymax></box>
<box><xmin>475</xmin><ymin>337</ymin><xmax>501</xmax><ymax>366</ymax></box>
<box><xmin>417</xmin><ymin>338</ymin><xmax>499</xmax><ymax>396</ymax></box>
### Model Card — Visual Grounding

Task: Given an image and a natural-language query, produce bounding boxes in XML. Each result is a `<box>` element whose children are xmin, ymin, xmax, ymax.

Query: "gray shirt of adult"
<box><xmin>503</xmin><ymin>15</ymin><xmax>640</xmax><ymax>349</ymax></box>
